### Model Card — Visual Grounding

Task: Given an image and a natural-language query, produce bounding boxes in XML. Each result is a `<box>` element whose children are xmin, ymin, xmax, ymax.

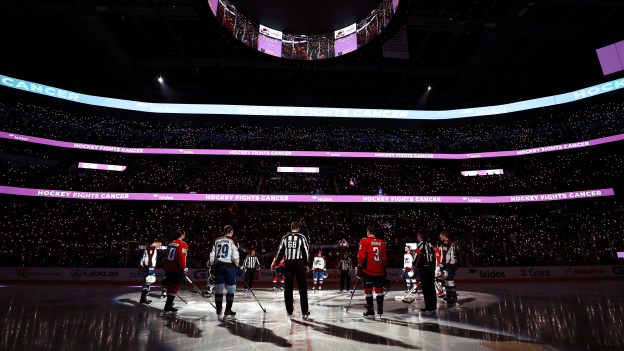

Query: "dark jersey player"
<box><xmin>270</xmin><ymin>255</ymin><xmax>286</xmax><ymax>291</ymax></box>
<box><xmin>163</xmin><ymin>229</ymin><xmax>188</xmax><ymax>314</ymax></box>
<box><xmin>356</xmin><ymin>225</ymin><xmax>387</xmax><ymax>317</ymax></box>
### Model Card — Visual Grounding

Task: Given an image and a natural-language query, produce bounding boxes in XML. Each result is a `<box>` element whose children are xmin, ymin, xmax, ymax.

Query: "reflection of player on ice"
<box><xmin>209</xmin><ymin>225</ymin><xmax>240</xmax><ymax>316</ymax></box>
<box><xmin>312</xmin><ymin>251</ymin><xmax>326</xmax><ymax>292</ymax></box>
<box><xmin>355</xmin><ymin>226</ymin><xmax>387</xmax><ymax>317</ymax></box>
<box><xmin>139</xmin><ymin>237</ymin><xmax>166</xmax><ymax>305</ymax></box>
<box><xmin>271</xmin><ymin>254</ymin><xmax>286</xmax><ymax>291</ymax></box>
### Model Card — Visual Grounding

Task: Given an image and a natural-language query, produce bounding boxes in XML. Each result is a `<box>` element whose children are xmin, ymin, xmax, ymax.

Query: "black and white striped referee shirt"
<box><xmin>242</xmin><ymin>255</ymin><xmax>260</xmax><ymax>269</ymax></box>
<box><xmin>414</xmin><ymin>240</ymin><xmax>435</xmax><ymax>266</ymax></box>
<box><xmin>276</xmin><ymin>232</ymin><xmax>310</xmax><ymax>263</ymax></box>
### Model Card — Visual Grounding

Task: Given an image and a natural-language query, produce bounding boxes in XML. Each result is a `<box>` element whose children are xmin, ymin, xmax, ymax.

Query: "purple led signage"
<box><xmin>0</xmin><ymin>186</ymin><xmax>613</xmax><ymax>203</ymax></box>
<box><xmin>335</xmin><ymin>24</ymin><xmax>357</xmax><ymax>56</ymax></box>
<box><xmin>3</xmin><ymin>131</ymin><xmax>624</xmax><ymax>160</ymax></box>
<box><xmin>78</xmin><ymin>162</ymin><xmax>126</xmax><ymax>171</ymax></box>
<box><xmin>258</xmin><ymin>25</ymin><xmax>282</xmax><ymax>57</ymax></box>
<box><xmin>461</xmin><ymin>169</ymin><xmax>504</xmax><ymax>176</ymax></box>
<box><xmin>208</xmin><ymin>0</ymin><xmax>218</xmax><ymax>15</ymax></box>
<box><xmin>597</xmin><ymin>40</ymin><xmax>624</xmax><ymax>76</ymax></box>
<box><xmin>277</xmin><ymin>167</ymin><xmax>319</xmax><ymax>173</ymax></box>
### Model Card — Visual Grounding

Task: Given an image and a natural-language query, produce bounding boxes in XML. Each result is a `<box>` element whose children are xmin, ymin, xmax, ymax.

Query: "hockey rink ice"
<box><xmin>1</xmin><ymin>281</ymin><xmax>623</xmax><ymax>351</ymax></box>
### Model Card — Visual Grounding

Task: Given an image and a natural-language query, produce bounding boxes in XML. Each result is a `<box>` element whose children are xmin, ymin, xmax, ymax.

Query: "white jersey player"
<box><xmin>209</xmin><ymin>225</ymin><xmax>240</xmax><ymax>316</ymax></box>
<box><xmin>312</xmin><ymin>251</ymin><xmax>326</xmax><ymax>291</ymax></box>
<box><xmin>403</xmin><ymin>246</ymin><xmax>417</xmax><ymax>291</ymax></box>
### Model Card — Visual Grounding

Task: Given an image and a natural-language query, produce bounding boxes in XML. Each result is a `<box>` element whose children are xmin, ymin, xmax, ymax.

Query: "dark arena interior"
<box><xmin>1</xmin><ymin>0</ymin><xmax>624</xmax><ymax>350</ymax></box>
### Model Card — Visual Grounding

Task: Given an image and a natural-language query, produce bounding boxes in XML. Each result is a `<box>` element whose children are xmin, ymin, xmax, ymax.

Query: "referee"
<box><xmin>275</xmin><ymin>221</ymin><xmax>310</xmax><ymax>317</ymax></box>
<box><xmin>242</xmin><ymin>249</ymin><xmax>260</xmax><ymax>292</ymax></box>
<box><xmin>414</xmin><ymin>232</ymin><xmax>436</xmax><ymax>314</ymax></box>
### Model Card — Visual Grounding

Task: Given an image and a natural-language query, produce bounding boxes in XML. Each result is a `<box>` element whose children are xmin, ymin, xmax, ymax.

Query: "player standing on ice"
<box><xmin>355</xmin><ymin>225</ymin><xmax>387</xmax><ymax>317</ymax></box>
<box><xmin>209</xmin><ymin>225</ymin><xmax>240</xmax><ymax>316</ymax></box>
<box><xmin>403</xmin><ymin>246</ymin><xmax>417</xmax><ymax>293</ymax></box>
<box><xmin>139</xmin><ymin>237</ymin><xmax>166</xmax><ymax>305</ymax></box>
<box><xmin>434</xmin><ymin>246</ymin><xmax>446</xmax><ymax>298</ymax></box>
<box><xmin>439</xmin><ymin>231</ymin><xmax>458</xmax><ymax>304</ymax></box>
<box><xmin>270</xmin><ymin>255</ymin><xmax>286</xmax><ymax>291</ymax></box>
<box><xmin>337</xmin><ymin>252</ymin><xmax>352</xmax><ymax>293</ymax></box>
<box><xmin>312</xmin><ymin>250</ymin><xmax>326</xmax><ymax>292</ymax></box>
<box><xmin>163</xmin><ymin>229</ymin><xmax>188</xmax><ymax>314</ymax></box>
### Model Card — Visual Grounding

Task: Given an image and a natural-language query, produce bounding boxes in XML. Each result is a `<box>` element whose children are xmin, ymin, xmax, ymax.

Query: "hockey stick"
<box><xmin>343</xmin><ymin>280</ymin><xmax>359</xmax><ymax>311</ymax></box>
<box><xmin>242</xmin><ymin>279</ymin><xmax>267</xmax><ymax>313</ymax></box>
<box><xmin>383</xmin><ymin>280</ymin><xmax>393</xmax><ymax>298</ymax></box>
<box><xmin>185</xmin><ymin>276</ymin><xmax>217</xmax><ymax>310</ymax></box>
<box><xmin>176</xmin><ymin>293</ymin><xmax>196</xmax><ymax>305</ymax></box>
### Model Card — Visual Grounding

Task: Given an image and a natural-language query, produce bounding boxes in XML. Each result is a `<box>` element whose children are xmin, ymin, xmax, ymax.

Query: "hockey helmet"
<box><xmin>322</xmin><ymin>272</ymin><xmax>329</xmax><ymax>279</ymax></box>
<box><xmin>435</xmin><ymin>266</ymin><xmax>448</xmax><ymax>280</ymax></box>
<box><xmin>144</xmin><ymin>274</ymin><xmax>156</xmax><ymax>285</ymax></box>
<box><xmin>383</xmin><ymin>279</ymin><xmax>392</xmax><ymax>290</ymax></box>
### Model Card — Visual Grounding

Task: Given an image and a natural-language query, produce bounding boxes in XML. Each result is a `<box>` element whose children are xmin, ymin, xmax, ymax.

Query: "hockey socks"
<box><xmin>376</xmin><ymin>295</ymin><xmax>384</xmax><ymax>315</ymax></box>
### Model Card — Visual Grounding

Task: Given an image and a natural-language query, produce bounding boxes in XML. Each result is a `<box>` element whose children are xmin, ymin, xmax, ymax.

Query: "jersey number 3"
<box><xmin>216</xmin><ymin>244</ymin><xmax>229</xmax><ymax>259</ymax></box>
<box><xmin>373</xmin><ymin>247</ymin><xmax>380</xmax><ymax>261</ymax></box>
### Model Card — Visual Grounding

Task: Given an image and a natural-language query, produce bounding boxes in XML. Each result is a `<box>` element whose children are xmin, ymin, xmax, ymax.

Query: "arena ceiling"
<box><xmin>1</xmin><ymin>0</ymin><xmax>623</xmax><ymax>111</ymax></box>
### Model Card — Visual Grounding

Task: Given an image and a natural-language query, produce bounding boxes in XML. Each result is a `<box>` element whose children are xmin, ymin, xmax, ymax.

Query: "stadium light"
<box><xmin>428</xmin><ymin>86</ymin><xmax>431</xmax><ymax>90</ymax></box>
<box><xmin>158</xmin><ymin>77</ymin><xmax>163</xmax><ymax>83</ymax></box>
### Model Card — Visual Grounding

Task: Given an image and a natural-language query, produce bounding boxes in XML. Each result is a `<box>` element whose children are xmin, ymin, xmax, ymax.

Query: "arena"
<box><xmin>1</xmin><ymin>0</ymin><xmax>624</xmax><ymax>350</ymax></box>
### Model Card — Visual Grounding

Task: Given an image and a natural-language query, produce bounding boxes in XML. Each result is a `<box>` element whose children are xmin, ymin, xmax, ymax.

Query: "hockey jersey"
<box><xmin>140</xmin><ymin>244</ymin><xmax>159</xmax><ymax>270</ymax></box>
<box><xmin>434</xmin><ymin>247</ymin><xmax>442</xmax><ymax>266</ymax></box>
<box><xmin>210</xmin><ymin>236</ymin><xmax>240</xmax><ymax>268</ymax></box>
<box><xmin>357</xmin><ymin>237</ymin><xmax>387</xmax><ymax>276</ymax></box>
<box><xmin>440</xmin><ymin>240</ymin><xmax>458</xmax><ymax>270</ymax></box>
<box><xmin>338</xmin><ymin>258</ymin><xmax>352</xmax><ymax>271</ymax></box>
<box><xmin>270</xmin><ymin>255</ymin><xmax>285</xmax><ymax>270</ymax></box>
<box><xmin>163</xmin><ymin>239</ymin><xmax>188</xmax><ymax>272</ymax></box>
<box><xmin>403</xmin><ymin>252</ymin><xmax>415</xmax><ymax>272</ymax></box>
<box><xmin>313</xmin><ymin>256</ymin><xmax>326</xmax><ymax>272</ymax></box>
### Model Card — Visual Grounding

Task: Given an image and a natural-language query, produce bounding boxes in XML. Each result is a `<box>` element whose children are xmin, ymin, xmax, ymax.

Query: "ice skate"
<box><xmin>363</xmin><ymin>306</ymin><xmax>376</xmax><ymax>318</ymax></box>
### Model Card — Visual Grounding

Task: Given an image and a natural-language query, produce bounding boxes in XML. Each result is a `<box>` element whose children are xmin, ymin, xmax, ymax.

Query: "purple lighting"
<box><xmin>596</xmin><ymin>41</ymin><xmax>624</xmax><ymax>76</ymax></box>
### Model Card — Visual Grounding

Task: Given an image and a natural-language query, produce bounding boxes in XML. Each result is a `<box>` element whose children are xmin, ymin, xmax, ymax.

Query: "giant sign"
<box><xmin>0</xmin><ymin>185</ymin><xmax>614</xmax><ymax>203</ymax></box>
<box><xmin>2</xmin><ymin>74</ymin><xmax>624</xmax><ymax>120</ymax></box>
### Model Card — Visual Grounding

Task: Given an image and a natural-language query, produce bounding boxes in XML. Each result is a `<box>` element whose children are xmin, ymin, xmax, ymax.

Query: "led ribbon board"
<box><xmin>1</xmin><ymin>75</ymin><xmax>624</xmax><ymax>120</ymax></box>
<box><xmin>277</xmin><ymin>167</ymin><xmax>319</xmax><ymax>173</ymax></box>
<box><xmin>462</xmin><ymin>169</ymin><xmax>504</xmax><ymax>176</ymax></box>
<box><xmin>0</xmin><ymin>186</ymin><xmax>613</xmax><ymax>203</ymax></box>
<box><xmin>78</xmin><ymin>162</ymin><xmax>126</xmax><ymax>171</ymax></box>
<box><xmin>2</xmin><ymin>131</ymin><xmax>623</xmax><ymax>159</ymax></box>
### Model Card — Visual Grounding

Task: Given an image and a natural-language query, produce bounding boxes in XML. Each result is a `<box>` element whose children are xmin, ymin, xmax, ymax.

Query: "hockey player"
<box><xmin>337</xmin><ymin>252</ymin><xmax>352</xmax><ymax>293</ymax></box>
<box><xmin>163</xmin><ymin>229</ymin><xmax>188</xmax><ymax>314</ymax></box>
<box><xmin>139</xmin><ymin>237</ymin><xmax>166</xmax><ymax>305</ymax></box>
<box><xmin>270</xmin><ymin>255</ymin><xmax>286</xmax><ymax>291</ymax></box>
<box><xmin>439</xmin><ymin>231</ymin><xmax>458</xmax><ymax>304</ymax></box>
<box><xmin>311</xmin><ymin>251</ymin><xmax>326</xmax><ymax>292</ymax></box>
<box><xmin>403</xmin><ymin>246</ymin><xmax>417</xmax><ymax>293</ymax></box>
<box><xmin>355</xmin><ymin>226</ymin><xmax>387</xmax><ymax>317</ymax></box>
<box><xmin>209</xmin><ymin>225</ymin><xmax>240</xmax><ymax>316</ymax></box>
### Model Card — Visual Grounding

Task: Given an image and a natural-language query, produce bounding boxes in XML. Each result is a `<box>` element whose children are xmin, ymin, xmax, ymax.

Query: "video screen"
<box><xmin>208</xmin><ymin>0</ymin><xmax>218</xmax><ymax>15</ymax></box>
<box><xmin>210</xmin><ymin>0</ymin><xmax>397</xmax><ymax>60</ymax></box>
<box><xmin>258</xmin><ymin>25</ymin><xmax>283</xmax><ymax>57</ymax></box>
<box><xmin>308</xmin><ymin>34</ymin><xmax>334</xmax><ymax>60</ymax></box>
<box><xmin>282</xmin><ymin>34</ymin><xmax>309</xmax><ymax>60</ymax></box>
<box><xmin>357</xmin><ymin>9</ymin><xmax>380</xmax><ymax>48</ymax></box>
<box><xmin>334</xmin><ymin>24</ymin><xmax>357</xmax><ymax>57</ymax></box>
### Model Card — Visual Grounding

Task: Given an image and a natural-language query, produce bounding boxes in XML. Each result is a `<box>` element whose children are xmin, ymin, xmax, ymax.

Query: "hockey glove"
<box><xmin>182</xmin><ymin>267</ymin><xmax>188</xmax><ymax>276</ymax></box>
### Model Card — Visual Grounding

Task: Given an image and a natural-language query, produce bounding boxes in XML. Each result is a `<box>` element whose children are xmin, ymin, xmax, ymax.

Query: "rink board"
<box><xmin>1</xmin><ymin>266</ymin><xmax>623</xmax><ymax>284</ymax></box>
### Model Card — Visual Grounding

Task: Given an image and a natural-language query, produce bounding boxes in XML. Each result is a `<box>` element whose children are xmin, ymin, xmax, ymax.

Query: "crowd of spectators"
<box><xmin>1</xmin><ymin>201</ymin><xmax>621</xmax><ymax>269</ymax></box>
<box><xmin>2</xmin><ymin>149</ymin><xmax>622</xmax><ymax>196</ymax></box>
<box><xmin>2</xmin><ymin>101</ymin><xmax>624</xmax><ymax>153</ymax></box>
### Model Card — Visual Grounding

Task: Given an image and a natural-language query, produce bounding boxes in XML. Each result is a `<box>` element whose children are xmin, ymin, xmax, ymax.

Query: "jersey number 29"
<box><xmin>216</xmin><ymin>243</ymin><xmax>229</xmax><ymax>259</ymax></box>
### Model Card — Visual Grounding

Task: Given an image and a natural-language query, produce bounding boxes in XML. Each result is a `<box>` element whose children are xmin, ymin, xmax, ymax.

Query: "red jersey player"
<box><xmin>163</xmin><ymin>229</ymin><xmax>188</xmax><ymax>314</ymax></box>
<box><xmin>356</xmin><ymin>225</ymin><xmax>387</xmax><ymax>317</ymax></box>
<box><xmin>270</xmin><ymin>255</ymin><xmax>286</xmax><ymax>291</ymax></box>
